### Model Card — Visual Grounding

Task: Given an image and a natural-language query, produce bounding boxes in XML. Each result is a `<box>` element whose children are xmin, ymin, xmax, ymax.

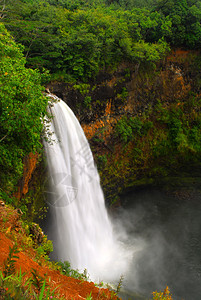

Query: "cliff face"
<box><xmin>47</xmin><ymin>50</ymin><xmax>199</xmax><ymax>147</ymax></box>
<box><xmin>13</xmin><ymin>49</ymin><xmax>201</xmax><ymax>220</ymax></box>
<box><xmin>45</xmin><ymin>49</ymin><xmax>201</xmax><ymax>204</ymax></box>
<box><xmin>13</xmin><ymin>152</ymin><xmax>47</xmax><ymax>222</ymax></box>
<box><xmin>14</xmin><ymin>153</ymin><xmax>38</xmax><ymax>201</ymax></box>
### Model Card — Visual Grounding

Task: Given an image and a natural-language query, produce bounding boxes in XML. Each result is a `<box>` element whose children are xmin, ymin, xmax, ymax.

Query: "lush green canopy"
<box><xmin>3</xmin><ymin>0</ymin><xmax>172</xmax><ymax>81</ymax></box>
<box><xmin>153</xmin><ymin>0</ymin><xmax>201</xmax><ymax>48</ymax></box>
<box><xmin>2</xmin><ymin>0</ymin><xmax>200</xmax><ymax>81</ymax></box>
<box><xmin>0</xmin><ymin>22</ymin><xmax>48</xmax><ymax>192</ymax></box>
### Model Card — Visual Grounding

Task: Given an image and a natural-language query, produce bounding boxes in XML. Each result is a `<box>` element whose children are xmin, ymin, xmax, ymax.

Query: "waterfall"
<box><xmin>43</xmin><ymin>95</ymin><xmax>131</xmax><ymax>282</ymax></box>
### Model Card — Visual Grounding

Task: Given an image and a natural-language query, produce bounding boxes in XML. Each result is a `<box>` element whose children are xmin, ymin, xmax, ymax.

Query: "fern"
<box><xmin>30</xmin><ymin>269</ymin><xmax>44</xmax><ymax>292</ymax></box>
<box><xmin>3</xmin><ymin>244</ymin><xmax>19</xmax><ymax>278</ymax></box>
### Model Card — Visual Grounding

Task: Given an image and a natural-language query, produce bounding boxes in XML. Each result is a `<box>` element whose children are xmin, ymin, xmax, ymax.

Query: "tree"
<box><xmin>0</xmin><ymin>22</ymin><xmax>48</xmax><ymax>191</ymax></box>
<box><xmin>153</xmin><ymin>0</ymin><xmax>201</xmax><ymax>48</ymax></box>
<box><xmin>0</xmin><ymin>0</ymin><xmax>6</xmax><ymax>19</ymax></box>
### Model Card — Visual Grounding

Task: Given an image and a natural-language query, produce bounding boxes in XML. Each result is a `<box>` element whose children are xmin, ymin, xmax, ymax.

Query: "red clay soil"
<box><xmin>0</xmin><ymin>205</ymin><xmax>118</xmax><ymax>300</ymax></box>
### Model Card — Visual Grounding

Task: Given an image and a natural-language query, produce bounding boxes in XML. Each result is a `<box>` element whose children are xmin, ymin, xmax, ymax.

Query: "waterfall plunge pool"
<box><xmin>115</xmin><ymin>185</ymin><xmax>201</xmax><ymax>300</ymax></box>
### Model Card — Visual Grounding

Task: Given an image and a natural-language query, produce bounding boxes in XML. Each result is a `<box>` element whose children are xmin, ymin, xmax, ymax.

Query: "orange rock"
<box><xmin>14</xmin><ymin>152</ymin><xmax>38</xmax><ymax>201</ymax></box>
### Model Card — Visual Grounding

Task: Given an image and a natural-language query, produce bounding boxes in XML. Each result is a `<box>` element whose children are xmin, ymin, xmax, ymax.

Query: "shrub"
<box><xmin>152</xmin><ymin>286</ymin><xmax>173</xmax><ymax>300</ymax></box>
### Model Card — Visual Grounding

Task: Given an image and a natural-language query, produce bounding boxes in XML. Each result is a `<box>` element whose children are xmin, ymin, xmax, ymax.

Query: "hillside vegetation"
<box><xmin>2</xmin><ymin>0</ymin><xmax>201</xmax><ymax>82</ymax></box>
<box><xmin>0</xmin><ymin>22</ymin><xmax>48</xmax><ymax>198</ymax></box>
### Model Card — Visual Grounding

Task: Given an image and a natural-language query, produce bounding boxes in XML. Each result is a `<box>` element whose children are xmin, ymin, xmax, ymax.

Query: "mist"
<box><xmin>111</xmin><ymin>188</ymin><xmax>201</xmax><ymax>300</ymax></box>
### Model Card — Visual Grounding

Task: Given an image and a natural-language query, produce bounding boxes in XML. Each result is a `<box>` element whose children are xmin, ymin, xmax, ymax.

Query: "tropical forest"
<box><xmin>0</xmin><ymin>0</ymin><xmax>201</xmax><ymax>299</ymax></box>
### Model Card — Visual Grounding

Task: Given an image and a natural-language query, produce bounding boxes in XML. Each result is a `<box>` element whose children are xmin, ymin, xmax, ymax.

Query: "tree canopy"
<box><xmin>153</xmin><ymin>0</ymin><xmax>201</xmax><ymax>48</ymax></box>
<box><xmin>2</xmin><ymin>0</ymin><xmax>200</xmax><ymax>81</ymax></box>
<box><xmin>0</xmin><ymin>22</ymin><xmax>48</xmax><ymax>191</ymax></box>
<box><xmin>2</xmin><ymin>0</ymin><xmax>172</xmax><ymax>81</ymax></box>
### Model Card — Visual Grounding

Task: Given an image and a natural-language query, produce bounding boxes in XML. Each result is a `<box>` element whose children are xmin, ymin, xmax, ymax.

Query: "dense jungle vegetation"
<box><xmin>0</xmin><ymin>0</ymin><xmax>201</xmax><ymax>206</ymax></box>
<box><xmin>2</xmin><ymin>0</ymin><xmax>201</xmax><ymax>82</ymax></box>
<box><xmin>0</xmin><ymin>22</ymin><xmax>48</xmax><ymax>199</ymax></box>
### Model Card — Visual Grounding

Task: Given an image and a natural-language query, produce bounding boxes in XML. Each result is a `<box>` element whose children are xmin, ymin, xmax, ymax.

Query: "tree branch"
<box><xmin>0</xmin><ymin>0</ymin><xmax>6</xmax><ymax>19</ymax></box>
<box><xmin>0</xmin><ymin>134</ymin><xmax>8</xmax><ymax>143</ymax></box>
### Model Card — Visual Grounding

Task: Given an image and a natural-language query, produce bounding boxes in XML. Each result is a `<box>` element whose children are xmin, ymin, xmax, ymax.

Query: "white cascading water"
<box><xmin>43</xmin><ymin>94</ymin><xmax>132</xmax><ymax>282</ymax></box>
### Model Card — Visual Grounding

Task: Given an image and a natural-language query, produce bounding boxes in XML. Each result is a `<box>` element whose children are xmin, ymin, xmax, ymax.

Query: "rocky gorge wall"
<box><xmin>48</xmin><ymin>49</ymin><xmax>198</xmax><ymax>129</ymax></box>
<box><xmin>45</xmin><ymin>49</ymin><xmax>201</xmax><ymax>205</ymax></box>
<box><xmin>17</xmin><ymin>49</ymin><xmax>201</xmax><ymax>209</ymax></box>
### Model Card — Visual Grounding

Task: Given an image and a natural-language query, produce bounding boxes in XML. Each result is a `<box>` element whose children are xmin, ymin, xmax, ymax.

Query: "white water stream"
<box><xmin>43</xmin><ymin>95</ymin><xmax>132</xmax><ymax>283</ymax></box>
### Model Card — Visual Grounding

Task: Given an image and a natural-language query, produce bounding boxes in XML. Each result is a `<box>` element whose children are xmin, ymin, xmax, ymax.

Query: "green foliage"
<box><xmin>30</xmin><ymin>269</ymin><xmax>45</xmax><ymax>293</ymax></box>
<box><xmin>0</xmin><ymin>23</ymin><xmax>48</xmax><ymax>192</ymax></box>
<box><xmin>84</xmin><ymin>96</ymin><xmax>92</xmax><ymax>108</ymax></box>
<box><xmin>3</xmin><ymin>244</ymin><xmax>19</xmax><ymax>278</ymax></box>
<box><xmin>154</xmin><ymin>101</ymin><xmax>201</xmax><ymax>154</ymax></box>
<box><xmin>97</xmin><ymin>155</ymin><xmax>108</xmax><ymax>170</ymax></box>
<box><xmin>3</xmin><ymin>1</ymin><xmax>170</xmax><ymax>81</ymax></box>
<box><xmin>0</xmin><ymin>189</ymin><xmax>14</xmax><ymax>205</ymax></box>
<box><xmin>36</xmin><ymin>236</ymin><xmax>53</xmax><ymax>260</ymax></box>
<box><xmin>117</xmin><ymin>87</ymin><xmax>128</xmax><ymax>101</ymax></box>
<box><xmin>18</xmin><ymin>160</ymin><xmax>48</xmax><ymax>223</ymax></box>
<box><xmin>73</xmin><ymin>83</ymin><xmax>90</xmax><ymax>95</ymax></box>
<box><xmin>115</xmin><ymin>115</ymin><xmax>153</xmax><ymax>143</ymax></box>
<box><xmin>1</xmin><ymin>0</ymin><xmax>200</xmax><ymax>87</ymax></box>
<box><xmin>86</xmin><ymin>292</ymin><xmax>93</xmax><ymax>300</ymax></box>
<box><xmin>0</xmin><ymin>226</ymin><xmax>60</xmax><ymax>299</ymax></box>
<box><xmin>19</xmin><ymin>192</ymin><xmax>48</xmax><ymax>222</ymax></box>
<box><xmin>57</xmin><ymin>260</ymin><xmax>71</xmax><ymax>276</ymax></box>
<box><xmin>115</xmin><ymin>116</ymin><xmax>133</xmax><ymax>143</ymax></box>
<box><xmin>100</xmin><ymin>89</ymin><xmax>201</xmax><ymax>205</ymax></box>
<box><xmin>152</xmin><ymin>286</ymin><xmax>173</xmax><ymax>300</ymax></box>
<box><xmin>0</xmin><ymin>269</ymin><xmax>30</xmax><ymax>300</ymax></box>
<box><xmin>73</xmin><ymin>83</ymin><xmax>92</xmax><ymax>107</ymax></box>
<box><xmin>116</xmin><ymin>275</ymin><xmax>124</xmax><ymax>294</ymax></box>
<box><xmin>154</xmin><ymin>0</ymin><xmax>201</xmax><ymax>48</ymax></box>
<box><xmin>0</xmin><ymin>269</ymin><xmax>63</xmax><ymax>299</ymax></box>
<box><xmin>189</xmin><ymin>126</ymin><xmax>201</xmax><ymax>151</ymax></box>
<box><xmin>57</xmin><ymin>261</ymin><xmax>89</xmax><ymax>281</ymax></box>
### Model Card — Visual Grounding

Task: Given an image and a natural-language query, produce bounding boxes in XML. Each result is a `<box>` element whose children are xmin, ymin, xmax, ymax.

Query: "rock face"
<box><xmin>47</xmin><ymin>50</ymin><xmax>196</xmax><ymax>139</ymax></box>
<box><xmin>14</xmin><ymin>152</ymin><xmax>39</xmax><ymax>201</ymax></box>
<box><xmin>13</xmin><ymin>152</ymin><xmax>47</xmax><ymax>222</ymax></box>
<box><xmin>17</xmin><ymin>49</ymin><xmax>201</xmax><ymax>206</ymax></box>
<box><xmin>29</xmin><ymin>223</ymin><xmax>44</xmax><ymax>244</ymax></box>
<box><xmin>44</xmin><ymin>49</ymin><xmax>201</xmax><ymax>204</ymax></box>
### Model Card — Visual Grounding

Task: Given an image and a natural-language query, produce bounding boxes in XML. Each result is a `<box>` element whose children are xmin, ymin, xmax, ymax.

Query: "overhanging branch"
<box><xmin>0</xmin><ymin>0</ymin><xmax>6</xmax><ymax>19</ymax></box>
